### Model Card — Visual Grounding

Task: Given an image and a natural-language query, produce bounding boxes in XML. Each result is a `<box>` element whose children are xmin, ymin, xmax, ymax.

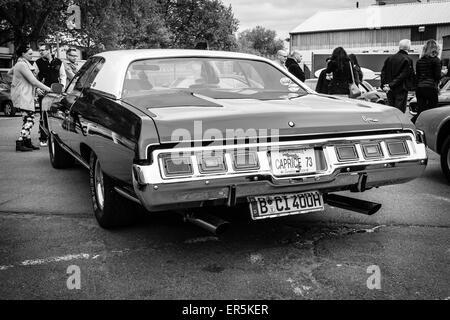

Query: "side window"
<box><xmin>66</xmin><ymin>57</ymin><xmax>104</xmax><ymax>94</ymax></box>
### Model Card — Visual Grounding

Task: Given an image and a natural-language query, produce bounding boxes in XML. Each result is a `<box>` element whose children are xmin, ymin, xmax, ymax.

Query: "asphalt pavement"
<box><xmin>0</xmin><ymin>115</ymin><xmax>449</xmax><ymax>300</ymax></box>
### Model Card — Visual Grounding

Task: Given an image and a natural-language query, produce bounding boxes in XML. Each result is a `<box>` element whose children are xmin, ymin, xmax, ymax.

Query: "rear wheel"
<box><xmin>441</xmin><ymin>135</ymin><xmax>450</xmax><ymax>183</ymax></box>
<box><xmin>89</xmin><ymin>152</ymin><xmax>141</xmax><ymax>228</ymax></box>
<box><xmin>48</xmin><ymin>132</ymin><xmax>74</xmax><ymax>169</ymax></box>
<box><xmin>3</xmin><ymin>101</ymin><xmax>15</xmax><ymax>116</ymax></box>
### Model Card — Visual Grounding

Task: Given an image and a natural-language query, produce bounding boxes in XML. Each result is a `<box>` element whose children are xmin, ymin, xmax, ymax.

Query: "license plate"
<box><xmin>270</xmin><ymin>148</ymin><xmax>316</xmax><ymax>175</ymax></box>
<box><xmin>248</xmin><ymin>191</ymin><xmax>324</xmax><ymax>220</ymax></box>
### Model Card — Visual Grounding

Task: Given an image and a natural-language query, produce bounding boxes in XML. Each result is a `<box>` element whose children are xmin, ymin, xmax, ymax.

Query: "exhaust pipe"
<box><xmin>324</xmin><ymin>193</ymin><xmax>381</xmax><ymax>215</ymax></box>
<box><xmin>183</xmin><ymin>211</ymin><xmax>230</xmax><ymax>235</ymax></box>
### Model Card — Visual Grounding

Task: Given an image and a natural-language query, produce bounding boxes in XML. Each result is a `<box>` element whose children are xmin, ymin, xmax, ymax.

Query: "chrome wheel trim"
<box><xmin>94</xmin><ymin>159</ymin><xmax>105</xmax><ymax>210</ymax></box>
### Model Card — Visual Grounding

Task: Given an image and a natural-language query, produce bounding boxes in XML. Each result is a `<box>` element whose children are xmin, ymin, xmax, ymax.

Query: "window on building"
<box><xmin>411</xmin><ymin>25</ymin><xmax>437</xmax><ymax>42</ymax></box>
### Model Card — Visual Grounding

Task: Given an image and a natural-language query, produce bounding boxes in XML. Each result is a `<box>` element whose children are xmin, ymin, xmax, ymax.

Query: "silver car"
<box><xmin>415</xmin><ymin>105</ymin><xmax>450</xmax><ymax>183</ymax></box>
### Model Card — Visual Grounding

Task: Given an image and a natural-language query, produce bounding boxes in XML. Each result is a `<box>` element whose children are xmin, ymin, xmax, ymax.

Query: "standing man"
<box><xmin>35</xmin><ymin>43</ymin><xmax>66</xmax><ymax>147</ymax></box>
<box><xmin>275</xmin><ymin>50</ymin><xmax>288</xmax><ymax>69</ymax></box>
<box><xmin>381</xmin><ymin>39</ymin><xmax>413</xmax><ymax>113</ymax></box>
<box><xmin>64</xmin><ymin>48</ymin><xmax>80</xmax><ymax>84</ymax></box>
<box><xmin>285</xmin><ymin>50</ymin><xmax>305</xmax><ymax>82</ymax></box>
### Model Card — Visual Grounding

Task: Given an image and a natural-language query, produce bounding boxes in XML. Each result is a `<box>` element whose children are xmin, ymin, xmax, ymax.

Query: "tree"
<box><xmin>158</xmin><ymin>0</ymin><xmax>238</xmax><ymax>50</ymax></box>
<box><xmin>0</xmin><ymin>0</ymin><xmax>68</xmax><ymax>49</ymax></box>
<box><xmin>118</xmin><ymin>0</ymin><xmax>171</xmax><ymax>49</ymax></box>
<box><xmin>0</xmin><ymin>0</ymin><xmax>239</xmax><ymax>58</ymax></box>
<box><xmin>237</xmin><ymin>26</ymin><xmax>285</xmax><ymax>57</ymax></box>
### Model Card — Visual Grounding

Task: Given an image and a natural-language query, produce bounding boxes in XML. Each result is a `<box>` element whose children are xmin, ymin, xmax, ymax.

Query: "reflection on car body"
<box><xmin>41</xmin><ymin>49</ymin><xmax>427</xmax><ymax>232</ymax></box>
<box><xmin>304</xmin><ymin>78</ymin><xmax>387</xmax><ymax>104</ymax></box>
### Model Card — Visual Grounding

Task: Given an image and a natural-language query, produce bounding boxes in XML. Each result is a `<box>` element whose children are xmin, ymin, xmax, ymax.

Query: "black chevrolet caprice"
<box><xmin>41</xmin><ymin>49</ymin><xmax>427</xmax><ymax>231</ymax></box>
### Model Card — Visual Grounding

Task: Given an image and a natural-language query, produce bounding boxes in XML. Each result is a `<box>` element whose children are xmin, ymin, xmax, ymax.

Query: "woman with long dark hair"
<box><xmin>411</xmin><ymin>39</ymin><xmax>441</xmax><ymax>123</ymax></box>
<box><xmin>325</xmin><ymin>47</ymin><xmax>355</xmax><ymax>95</ymax></box>
<box><xmin>10</xmin><ymin>45</ymin><xmax>52</xmax><ymax>151</ymax></box>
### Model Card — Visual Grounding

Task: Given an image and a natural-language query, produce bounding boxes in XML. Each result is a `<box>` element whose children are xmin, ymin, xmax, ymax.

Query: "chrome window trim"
<box><xmin>143</xmin><ymin>128</ymin><xmax>407</xmax><ymax>159</ymax></box>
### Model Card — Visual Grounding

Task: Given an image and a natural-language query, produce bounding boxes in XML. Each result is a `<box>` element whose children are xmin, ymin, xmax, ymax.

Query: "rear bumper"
<box><xmin>132</xmin><ymin>132</ymin><xmax>427</xmax><ymax>212</ymax></box>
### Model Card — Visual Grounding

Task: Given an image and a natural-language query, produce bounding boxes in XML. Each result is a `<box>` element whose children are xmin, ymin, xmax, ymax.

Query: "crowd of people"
<box><xmin>8</xmin><ymin>44</ymin><xmax>80</xmax><ymax>152</ymax></box>
<box><xmin>278</xmin><ymin>38</ymin><xmax>448</xmax><ymax>124</ymax></box>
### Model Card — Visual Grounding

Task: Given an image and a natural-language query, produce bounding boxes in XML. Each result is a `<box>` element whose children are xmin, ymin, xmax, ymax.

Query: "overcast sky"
<box><xmin>222</xmin><ymin>0</ymin><xmax>375</xmax><ymax>39</ymax></box>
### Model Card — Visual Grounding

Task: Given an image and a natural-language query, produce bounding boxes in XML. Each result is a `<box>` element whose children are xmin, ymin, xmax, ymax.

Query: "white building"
<box><xmin>290</xmin><ymin>1</ymin><xmax>450</xmax><ymax>75</ymax></box>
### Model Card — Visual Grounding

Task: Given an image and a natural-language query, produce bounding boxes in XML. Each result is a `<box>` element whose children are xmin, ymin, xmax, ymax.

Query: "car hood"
<box><xmin>135</xmin><ymin>93</ymin><xmax>407</xmax><ymax>143</ymax></box>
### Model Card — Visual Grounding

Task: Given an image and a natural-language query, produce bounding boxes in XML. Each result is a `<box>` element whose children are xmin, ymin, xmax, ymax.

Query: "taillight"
<box><xmin>197</xmin><ymin>153</ymin><xmax>226</xmax><ymax>173</ymax></box>
<box><xmin>386</xmin><ymin>140</ymin><xmax>409</xmax><ymax>156</ymax></box>
<box><xmin>361</xmin><ymin>143</ymin><xmax>383</xmax><ymax>159</ymax></box>
<box><xmin>233</xmin><ymin>152</ymin><xmax>259</xmax><ymax>171</ymax></box>
<box><xmin>161</xmin><ymin>155</ymin><xmax>193</xmax><ymax>176</ymax></box>
<box><xmin>335</xmin><ymin>145</ymin><xmax>358</xmax><ymax>161</ymax></box>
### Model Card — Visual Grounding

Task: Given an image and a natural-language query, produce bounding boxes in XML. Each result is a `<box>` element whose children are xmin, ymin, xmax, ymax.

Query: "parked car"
<box><xmin>0</xmin><ymin>68</ymin><xmax>12</xmax><ymax>84</ymax></box>
<box><xmin>0</xmin><ymin>81</ymin><xmax>17</xmax><ymax>116</ymax></box>
<box><xmin>41</xmin><ymin>49</ymin><xmax>427</xmax><ymax>231</ymax></box>
<box><xmin>304</xmin><ymin>79</ymin><xmax>387</xmax><ymax>104</ymax></box>
<box><xmin>415</xmin><ymin>106</ymin><xmax>450</xmax><ymax>183</ymax></box>
<box><xmin>409</xmin><ymin>80</ymin><xmax>450</xmax><ymax>114</ymax></box>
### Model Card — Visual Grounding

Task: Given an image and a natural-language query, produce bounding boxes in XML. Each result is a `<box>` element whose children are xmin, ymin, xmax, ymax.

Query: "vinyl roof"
<box><xmin>290</xmin><ymin>1</ymin><xmax>450</xmax><ymax>34</ymax></box>
<box><xmin>91</xmin><ymin>49</ymin><xmax>294</xmax><ymax>99</ymax></box>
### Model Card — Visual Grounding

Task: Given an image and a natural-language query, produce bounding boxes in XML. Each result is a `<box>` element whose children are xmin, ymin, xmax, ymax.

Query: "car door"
<box><xmin>51</xmin><ymin>57</ymin><xmax>103</xmax><ymax>149</ymax></box>
<box><xmin>64</xmin><ymin>57</ymin><xmax>105</xmax><ymax>151</ymax></box>
<box><xmin>48</xmin><ymin>57</ymin><xmax>104</xmax><ymax>150</ymax></box>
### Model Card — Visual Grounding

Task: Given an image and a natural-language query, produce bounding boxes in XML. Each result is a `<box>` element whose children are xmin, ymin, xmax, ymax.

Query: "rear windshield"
<box><xmin>121</xmin><ymin>57</ymin><xmax>307</xmax><ymax>103</ymax></box>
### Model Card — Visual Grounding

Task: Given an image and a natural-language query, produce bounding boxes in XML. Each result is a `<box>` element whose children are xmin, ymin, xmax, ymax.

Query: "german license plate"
<box><xmin>248</xmin><ymin>191</ymin><xmax>324</xmax><ymax>220</ymax></box>
<box><xmin>270</xmin><ymin>148</ymin><xmax>316</xmax><ymax>175</ymax></box>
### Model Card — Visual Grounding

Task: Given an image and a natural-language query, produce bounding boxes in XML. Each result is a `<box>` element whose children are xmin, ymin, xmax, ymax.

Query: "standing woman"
<box><xmin>10</xmin><ymin>45</ymin><xmax>51</xmax><ymax>151</ymax></box>
<box><xmin>411</xmin><ymin>39</ymin><xmax>441</xmax><ymax>123</ymax></box>
<box><xmin>326</xmin><ymin>47</ymin><xmax>354</xmax><ymax>95</ymax></box>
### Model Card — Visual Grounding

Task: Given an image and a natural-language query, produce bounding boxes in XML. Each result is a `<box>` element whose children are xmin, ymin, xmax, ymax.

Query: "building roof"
<box><xmin>291</xmin><ymin>1</ymin><xmax>450</xmax><ymax>34</ymax></box>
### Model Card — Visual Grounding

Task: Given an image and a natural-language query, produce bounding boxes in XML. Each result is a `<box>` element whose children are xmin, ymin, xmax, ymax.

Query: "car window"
<box><xmin>442</xmin><ymin>80</ymin><xmax>450</xmax><ymax>91</ymax></box>
<box><xmin>304</xmin><ymin>80</ymin><xmax>317</xmax><ymax>90</ymax></box>
<box><xmin>358</xmin><ymin>83</ymin><xmax>368</xmax><ymax>94</ymax></box>
<box><xmin>122</xmin><ymin>57</ymin><xmax>308</xmax><ymax>101</ymax></box>
<box><xmin>66</xmin><ymin>57</ymin><xmax>105</xmax><ymax>94</ymax></box>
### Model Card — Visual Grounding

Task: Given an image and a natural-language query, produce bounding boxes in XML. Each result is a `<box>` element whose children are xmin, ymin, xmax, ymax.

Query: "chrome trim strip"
<box><xmin>144</xmin><ymin>129</ymin><xmax>410</xmax><ymax>159</ymax></box>
<box><xmin>135</xmin><ymin>132</ymin><xmax>427</xmax><ymax>185</ymax></box>
<box><xmin>114</xmin><ymin>187</ymin><xmax>141</xmax><ymax>204</ymax></box>
<box><xmin>53</xmin><ymin>134</ymin><xmax>90</xmax><ymax>170</ymax></box>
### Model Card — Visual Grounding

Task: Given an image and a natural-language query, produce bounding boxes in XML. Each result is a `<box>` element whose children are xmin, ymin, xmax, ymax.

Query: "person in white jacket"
<box><xmin>9</xmin><ymin>45</ymin><xmax>52</xmax><ymax>152</ymax></box>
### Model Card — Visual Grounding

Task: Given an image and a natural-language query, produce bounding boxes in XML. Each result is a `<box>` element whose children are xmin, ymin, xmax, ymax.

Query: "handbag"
<box><xmin>348</xmin><ymin>63</ymin><xmax>361</xmax><ymax>99</ymax></box>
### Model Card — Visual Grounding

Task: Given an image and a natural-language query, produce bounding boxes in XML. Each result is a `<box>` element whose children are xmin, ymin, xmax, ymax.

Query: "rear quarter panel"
<box><xmin>415</xmin><ymin>106</ymin><xmax>450</xmax><ymax>153</ymax></box>
<box><xmin>72</xmin><ymin>90</ymin><xmax>142</xmax><ymax>185</ymax></box>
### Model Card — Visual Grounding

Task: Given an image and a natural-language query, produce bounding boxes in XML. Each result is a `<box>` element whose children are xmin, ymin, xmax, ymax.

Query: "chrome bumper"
<box><xmin>132</xmin><ymin>132</ymin><xmax>427</xmax><ymax>212</ymax></box>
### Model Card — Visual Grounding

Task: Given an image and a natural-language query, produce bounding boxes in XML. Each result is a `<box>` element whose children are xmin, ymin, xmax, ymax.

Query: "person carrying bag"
<box><xmin>348</xmin><ymin>62</ymin><xmax>361</xmax><ymax>99</ymax></box>
<box><xmin>326</xmin><ymin>47</ymin><xmax>360</xmax><ymax>98</ymax></box>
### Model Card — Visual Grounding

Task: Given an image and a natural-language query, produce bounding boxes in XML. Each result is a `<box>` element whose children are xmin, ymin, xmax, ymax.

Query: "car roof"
<box><xmin>90</xmin><ymin>49</ymin><xmax>307</xmax><ymax>98</ymax></box>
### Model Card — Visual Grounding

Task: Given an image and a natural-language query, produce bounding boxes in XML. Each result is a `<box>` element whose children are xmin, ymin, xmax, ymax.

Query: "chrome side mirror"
<box><xmin>51</xmin><ymin>83</ymin><xmax>64</xmax><ymax>94</ymax></box>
